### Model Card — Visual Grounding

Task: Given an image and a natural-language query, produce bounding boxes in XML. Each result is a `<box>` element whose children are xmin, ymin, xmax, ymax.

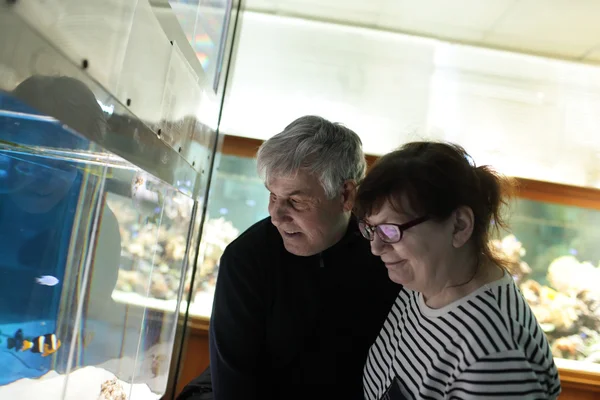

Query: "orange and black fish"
<box><xmin>24</xmin><ymin>333</ymin><xmax>61</xmax><ymax>357</ymax></box>
<box><xmin>4</xmin><ymin>329</ymin><xmax>61</xmax><ymax>356</ymax></box>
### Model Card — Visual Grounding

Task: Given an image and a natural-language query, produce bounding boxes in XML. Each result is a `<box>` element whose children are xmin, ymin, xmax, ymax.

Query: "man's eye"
<box><xmin>290</xmin><ymin>199</ymin><xmax>309</xmax><ymax>210</ymax></box>
<box><xmin>290</xmin><ymin>198</ymin><xmax>306</xmax><ymax>206</ymax></box>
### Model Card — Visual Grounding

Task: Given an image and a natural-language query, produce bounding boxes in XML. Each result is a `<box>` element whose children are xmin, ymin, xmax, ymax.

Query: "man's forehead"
<box><xmin>266</xmin><ymin>173</ymin><xmax>321</xmax><ymax>196</ymax></box>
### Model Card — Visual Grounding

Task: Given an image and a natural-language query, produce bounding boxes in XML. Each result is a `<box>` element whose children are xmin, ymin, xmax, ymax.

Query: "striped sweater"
<box><xmin>363</xmin><ymin>273</ymin><xmax>561</xmax><ymax>400</ymax></box>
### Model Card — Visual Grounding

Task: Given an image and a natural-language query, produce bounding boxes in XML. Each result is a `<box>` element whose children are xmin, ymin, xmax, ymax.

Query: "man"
<box><xmin>179</xmin><ymin>116</ymin><xmax>399</xmax><ymax>400</ymax></box>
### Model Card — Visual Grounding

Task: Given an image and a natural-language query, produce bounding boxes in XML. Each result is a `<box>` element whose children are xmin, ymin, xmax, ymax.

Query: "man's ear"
<box><xmin>452</xmin><ymin>206</ymin><xmax>475</xmax><ymax>248</ymax></box>
<box><xmin>340</xmin><ymin>180</ymin><xmax>357</xmax><ymax>212</ymax></box>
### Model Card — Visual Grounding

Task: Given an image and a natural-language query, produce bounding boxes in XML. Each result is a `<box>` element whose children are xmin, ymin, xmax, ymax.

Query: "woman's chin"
<box><xmin>388</xmin><ymin>269</ymin><xmax>413</xmax><ymax>286</ymax></box>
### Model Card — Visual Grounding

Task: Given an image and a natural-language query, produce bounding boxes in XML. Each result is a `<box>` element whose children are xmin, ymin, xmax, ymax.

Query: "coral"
<box><xmin>492</xmin><ymin>235</ymin><xmax>600</xmax><ymax>363</ymax></box>
<box><xmin>551</xmin><ymin>335</ymin><xmax>584</xmax><ymax>360</ymax></box>
<box><xmin>110</xmin><ymin>189</ymin><xmax>240</xmax><ymax>304</ymax></box>
<box><xmin>97</xmin><ymin>378</ymin><xmax>127</xmax><ymax>400</ymax></box>
<box><xmin>577</xmin><ymin>290</ymin><xmax>600</xmax><ymax>331</ymax></box>
<box><xmin>188</xmin><ymin>217</ymin><xmax>239</xmax><ymax>300</ymax></box>
<box><xmin>522</xmin><ymin>278</ymin><xmax>584</xmax><ymax>334</ymax></box>
<box><xmin>490</xmin><ymin>234</ymin><xmax>531</xmax><ymax>284</ymax></box>
<box><xmin>547</xmin><ymin>255</ymin><xmax>600</xmax><ymax>295</ymax></box>
<box><xmin>108</xmin><ymin>193</ymin><xmax>193</xmax><ymax>300</ymax></box>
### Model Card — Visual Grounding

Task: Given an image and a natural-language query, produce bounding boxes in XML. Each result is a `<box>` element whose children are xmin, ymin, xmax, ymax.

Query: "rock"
<box><xmin>97</xmin><ymin>378</ymin><xmax>127</xmax><ymax>400</ymax></box>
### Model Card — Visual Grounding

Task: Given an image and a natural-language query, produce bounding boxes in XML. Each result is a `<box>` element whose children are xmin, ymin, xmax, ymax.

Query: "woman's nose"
<box><xmin>370</xmin><ymin>234</ymin><xmax>386</xmax><ymax>256</ymax></box>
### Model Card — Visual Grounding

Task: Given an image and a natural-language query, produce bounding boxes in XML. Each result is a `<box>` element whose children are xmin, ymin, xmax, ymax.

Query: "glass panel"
<box><xmin>97</xmin><ymin>174</ymin><xmax>195</xmax><ymax>397</ymax></box>
<box><xmin>0</xmin><ymin>70</ymin><xmax>196</xmax><ymax>400</ymax></box>
<box><xmin>169</xmin><ymin>0</ymin><xmax>233</xmax><ymax>91</ymax></box>
<box><xmin>186</xmin><ymin>154</ymin><xmax>269</xmax><ymax>318</ymax></box>
<box><xmin>1</xmin><ymin>2</ymin><xmax>225</xmax><ymax>397</ymax></box>
<box><xmin>11</xmin><ymin>0</ymin><xmax>138</xmax><ymax>93</ymax></box>
<box><xmin>115</xmin><ymin>0</ymin><xmax>172</xmax><ymax>129</ymax></box>
<box><xmin>497</xmin><ymin>198</ymin><xmax>600</xmax><ymax>373</ymax></box>
<box><xmin>0</xmin><ymin>90</ymin><xmax>105</xmax><ymax>389</ymax></box>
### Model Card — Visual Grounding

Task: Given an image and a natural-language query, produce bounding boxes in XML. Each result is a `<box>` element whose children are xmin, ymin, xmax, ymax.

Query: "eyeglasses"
<box><xmin>358</xmin><ymin>215</ymin><xmax>430</xmax><ymax>244</ymax></box>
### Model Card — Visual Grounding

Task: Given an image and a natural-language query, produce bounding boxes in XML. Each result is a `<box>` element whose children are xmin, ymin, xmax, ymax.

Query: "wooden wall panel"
<box><xmin>560</xmin><ymin>386</ymin><xmax>600</xmax><ymax>399</ymax></box>
<box><xmin>174</xmin><ymin>318</ymin><xmax>211</xmax><ymax>397</ymax></box>
<box><xmin>222</xmin><ymin>134</ymin><xmax>600</xmax><ymax>212</ymax></box>
<box><xmin>174</xmin><ymin>324</ymin><xmax>600</xmax><ymax>399</ymax></box>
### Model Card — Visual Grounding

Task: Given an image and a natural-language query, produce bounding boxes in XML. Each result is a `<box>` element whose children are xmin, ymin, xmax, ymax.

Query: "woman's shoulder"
<box><xmin>481</xmin><ymin>274</ymin><xmax>538</xmax><ymax>329</ymax></box>
<box><xmin>476</xmin><ymin>275</ymin><xmax>555</xmax><ymax>362</ymax></box>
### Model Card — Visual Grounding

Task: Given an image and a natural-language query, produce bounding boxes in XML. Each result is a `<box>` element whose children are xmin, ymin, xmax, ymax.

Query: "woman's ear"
<box><xmin>452</xmin><ymin>206</ymin><xmax>475</xmax><ymax>248</ymax></box>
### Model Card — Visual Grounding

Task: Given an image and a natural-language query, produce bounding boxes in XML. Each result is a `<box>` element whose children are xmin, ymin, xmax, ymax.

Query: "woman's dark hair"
<box><xmin>355</xmin><ymin>141</ymin><xmax>516</xmax><ymax>269</ymax></box>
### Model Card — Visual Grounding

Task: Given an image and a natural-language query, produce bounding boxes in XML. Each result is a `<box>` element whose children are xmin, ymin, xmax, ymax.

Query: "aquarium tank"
<box><xmin>0</xmin><ymin>0</ymin><xmax>231</xmax><ymax>398</ymax></box>
<box><xmin>494</xmin><ymin>196</ymin><xmax>600</xmax><ymax>373</ymax></box>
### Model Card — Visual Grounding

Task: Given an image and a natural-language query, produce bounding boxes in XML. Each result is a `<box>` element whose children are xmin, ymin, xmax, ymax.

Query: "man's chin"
<box><xmin>281</xmin><ymin>237</ymin><xmax>319</xmax><ymax>257</ymax></box>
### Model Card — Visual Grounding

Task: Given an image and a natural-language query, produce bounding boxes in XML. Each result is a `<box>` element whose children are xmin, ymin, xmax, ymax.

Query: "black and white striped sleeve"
<box><xmin>447</xmin><ymin>349</ymin><xmax>561</xmax><ymax>399</ymax></box>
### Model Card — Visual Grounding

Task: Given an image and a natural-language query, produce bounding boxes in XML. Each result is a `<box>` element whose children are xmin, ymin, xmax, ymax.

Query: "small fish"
<box><xmin>36</xmin><ymin>275</ymin><xmax>59</xmax><ymax>286</ymax></box>
<box><xmin>23</xmin><ymin>333</ymin><xmax>61</xmax><ymax>357</ymax></box>
<box><xmin>83</xmin><ymin>331</ymin><xmax>95</xmax><ymax>348</ymax></box>
<box><xmin>151</xmin><ymin>354</ymin><xmax>168</xmax><ymax>378</ymax></box>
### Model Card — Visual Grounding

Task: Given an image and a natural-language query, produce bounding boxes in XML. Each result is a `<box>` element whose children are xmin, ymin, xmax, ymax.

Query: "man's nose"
<box><xmin>269</xmin><ymin>200</ymin><xmax>291</xmax><ymax>226</ymax></box>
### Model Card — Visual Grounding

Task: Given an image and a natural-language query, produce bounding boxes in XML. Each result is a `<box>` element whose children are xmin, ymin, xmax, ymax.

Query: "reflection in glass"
<box><xmin>0</xmin><ymin>78</ymin><xmax>195</xmax><ymax>399</ymax></box>
<box><xmin>169</xmin><ymin>0</ymin><xmax>233</xmax><ymax>91</ymax></box>
<box><xmin>185</xmin><ymin>154</ymin><xmax>269</xmax><ymax>317</ymax></box>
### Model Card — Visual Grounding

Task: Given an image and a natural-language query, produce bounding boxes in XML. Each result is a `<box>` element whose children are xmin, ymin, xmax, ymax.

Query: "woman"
<box><xmin>356</xmin><ymin>142</ymin><xmax>560</xmax><ymax>400</ymax></box>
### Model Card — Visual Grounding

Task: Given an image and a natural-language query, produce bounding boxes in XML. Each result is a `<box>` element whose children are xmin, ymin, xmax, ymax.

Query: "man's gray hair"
<box><xmin>257</xmin><ymin>115</ymin><xmax>367</xmax><ymax>198</ymax></box>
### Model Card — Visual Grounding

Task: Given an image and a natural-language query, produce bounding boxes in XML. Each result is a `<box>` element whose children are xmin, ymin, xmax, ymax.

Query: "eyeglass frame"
<box><xmin>358</xmin><ymin>215</ymin><xmax>430</xmax><ymax>244</ymax></box>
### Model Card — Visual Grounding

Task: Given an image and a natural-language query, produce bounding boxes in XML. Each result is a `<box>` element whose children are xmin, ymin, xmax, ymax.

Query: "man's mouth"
<box><xmin>283</xmin><ymin>230</ymin><xmax>301</xmax><ymax>237</ymax></box>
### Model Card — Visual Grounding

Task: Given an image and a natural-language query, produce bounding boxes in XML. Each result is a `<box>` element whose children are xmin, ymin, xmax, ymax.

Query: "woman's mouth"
<box><xmin>384</xmin><ymin>260</ymin><xmax>406</xmax><ymax>269</ymax></box>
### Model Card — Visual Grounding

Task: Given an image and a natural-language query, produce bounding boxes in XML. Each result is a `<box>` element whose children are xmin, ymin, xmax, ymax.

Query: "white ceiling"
<box><xmin>244</xmin><ymin>0</ymin><xmax>600</xmax><ymax>63</ymax></box>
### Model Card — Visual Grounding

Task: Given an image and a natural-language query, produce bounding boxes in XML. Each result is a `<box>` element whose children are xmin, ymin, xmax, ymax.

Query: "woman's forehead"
<box><xmin>366</xmin><ymin>197</ymin><xmax>414</xmax><ymax>224</ymax></box>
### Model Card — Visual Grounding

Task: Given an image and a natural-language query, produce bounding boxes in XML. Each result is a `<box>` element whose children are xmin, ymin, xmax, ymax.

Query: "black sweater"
<box><xmin>208</xmin><ymin>217</ymin><xmax>399</xmax><ymax>400</ymax></box>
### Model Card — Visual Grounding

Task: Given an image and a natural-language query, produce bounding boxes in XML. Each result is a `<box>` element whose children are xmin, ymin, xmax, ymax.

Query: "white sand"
<box><xmin>0</xmin><ymin>366</ymin><xmax>161</xmax><ymax>400</ymax></box>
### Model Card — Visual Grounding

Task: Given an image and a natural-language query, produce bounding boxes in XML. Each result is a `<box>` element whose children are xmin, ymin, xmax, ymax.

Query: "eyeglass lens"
<box><xmin>377</xmin><ymin>225</ymin><xmax>401</xmax><ymax>243</ymax></box>
<box><xmin>359</xmin><ymin>222</ymin><xmax>402</xmax><ymax>243</ymax></box>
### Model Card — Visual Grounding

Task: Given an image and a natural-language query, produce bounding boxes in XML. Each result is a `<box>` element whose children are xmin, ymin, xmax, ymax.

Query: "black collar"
<box><xmin>322</xmin><ymin>215</ymin><xmax>363</xmax><ymax>255</ymax></box>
